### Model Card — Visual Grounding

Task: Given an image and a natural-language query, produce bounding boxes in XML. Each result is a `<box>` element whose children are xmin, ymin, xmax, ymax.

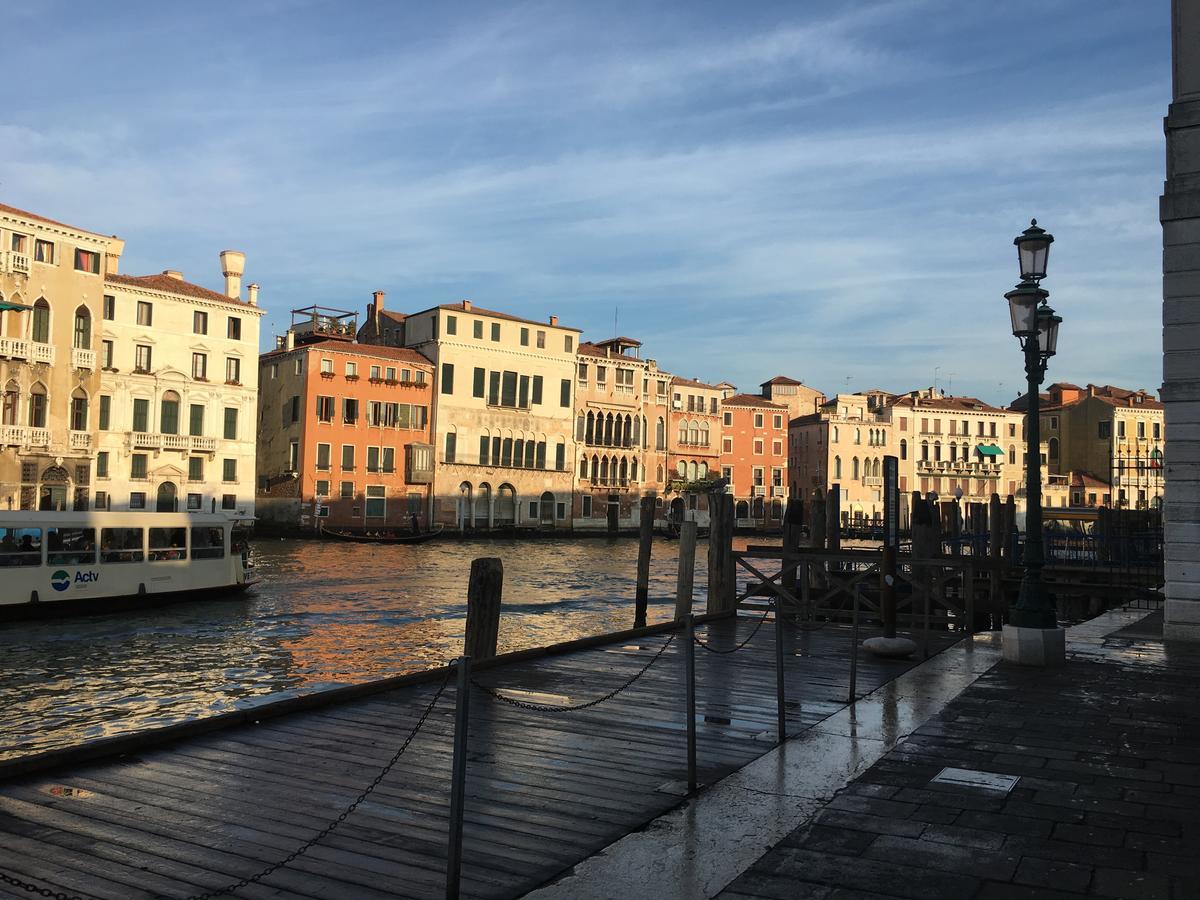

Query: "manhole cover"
<box><xmin>929</xmin><ymin>767</ymin><xmax>1019</xmax><ymax>794</ymax></box>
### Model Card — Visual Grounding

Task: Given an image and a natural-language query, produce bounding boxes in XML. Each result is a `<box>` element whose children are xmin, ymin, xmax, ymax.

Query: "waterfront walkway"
<box><xmin>0</xmin><ymin>611</ymin><xmax>960</xmax><ymax>899</ymax></box>
<box><xmin>717</xmin><ymin>607</ymin><xmax>1198</xmax><ymax>900</ymax></box>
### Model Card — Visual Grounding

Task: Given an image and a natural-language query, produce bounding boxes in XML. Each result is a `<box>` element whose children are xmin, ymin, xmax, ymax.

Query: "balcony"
<box><xmin>131</xmin><ymin>432</ymin><xmax>161</xmax><ymax>450</ymax></box>
<box><xmin>0</xmin><ymin>425</ymin><xmax>49</xmax><ymax>448</ymax></box>
<box><xmin>72</xmin><ymin>347</ymin><xmax>96</xmax><ymax>370</ymax></box>
<box><xmin>69</xmin><ymin>431</ymin><xmax>91</xmax><ymax>450</ymax></box>
<box><xmin>191</xmin><ymin>436</ymin><xmax>217</xmax><ymax>452</ymax></box>
<box><xmin>163</xmin><ymin>434</ymin><xmax>189</xmax><ymax>450</ymax></box>
<box><xmin>752</xmin><ymin>485</ymin><xmax>767</xmax><ymax>497</ymax></box>
<box><xmin>32</xmin><ymin>343</ymin><xmax>54</xmax><ymax>365</ymax></box>
<box><xmin>1</xmin><ymin>251</ymin><xmax>31</xmax><ymax>275</ymax></box>
<box><xmin>862</xmin><ymin>476</ymin><xmax>883</xmax><ymax>487</ymax></box>
<box><xmin>0</xmin><ymin>338</ymin><xmax>29</xmax><ymax>360</ymax></box>
<box><xmin>27</xmin><ymin>428</ymin><xmax>49</xmax><ymax>448</ymax></box>
<box><xmin>771</xmin><ymin>485</ymin><xmax>786</xmax><ymax>497</ymax></box>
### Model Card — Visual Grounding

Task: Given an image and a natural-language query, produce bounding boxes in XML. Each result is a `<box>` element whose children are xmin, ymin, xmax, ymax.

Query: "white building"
<box><xmin>95</xmin><ymin>251</ymin><xmax>263</xmax><ymax>515</ymax></box>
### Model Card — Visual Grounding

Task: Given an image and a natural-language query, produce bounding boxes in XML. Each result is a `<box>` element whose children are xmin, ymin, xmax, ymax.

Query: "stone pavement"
<box><xmin>719</xmin><ymin>607</ymin><xmax>1200</xmax><ymax>900</ymax></box>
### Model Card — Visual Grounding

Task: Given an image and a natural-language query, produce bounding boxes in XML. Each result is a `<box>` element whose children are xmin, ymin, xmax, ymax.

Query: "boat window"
<box><xmin>46</xmin><ymin>528</ymin><xmax>96</xmax><ymax>566</ymax></box>
<box><xmin>101</xmin><ymin>528</ymin><xmax>144</xmax><ymax>563</ymax></box>
<box><xmin>191</xmin><ymin>526</ymin><xmax>225</xmax><ymax>559</ymax></box>
<box><xmin>0</xmin><ymin>527</ymin><xmax>42</xmax><ymax>566</ymax></box>
<box><xmin>148</xmin><ymin>527</ymin><xmax>187</xmax><ymax>561</ymax></box>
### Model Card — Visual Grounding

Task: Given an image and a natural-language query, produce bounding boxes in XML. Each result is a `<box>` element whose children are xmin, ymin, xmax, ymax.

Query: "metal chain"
<box><xmin>693</xmin><ymin>606</ymin><xmax>772</xmax><ymax>654</ymax></box>
<box><xmin>472</xmin><ymin>633</ymin><xmax>675</xmax><ymax>713</ymax></box>
<box><xmin>184</xmin><ymin>669</ymin><xmax>451</xmax><ymax>900</ymax></box>
<box><xmin>0</xmin><ymin>870</ymin><xmax>85</xmax><ymax>900</ymax></box>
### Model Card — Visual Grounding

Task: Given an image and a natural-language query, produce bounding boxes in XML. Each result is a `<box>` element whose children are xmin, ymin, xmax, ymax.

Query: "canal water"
<box><xmin>0</xmin><ymin>536</ymin><xmax>762</xmax><ymax>762</ymax></box>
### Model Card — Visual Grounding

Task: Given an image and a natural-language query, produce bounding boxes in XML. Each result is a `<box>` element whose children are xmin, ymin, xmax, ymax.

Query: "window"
<box><xmin>47</xmin><ymin>527</ymin><xmax>96</xmax><ymax>566</ymax></box>
<box><xmin>221</xmin><ymin>459</ymin><xmax>237</xmax><ymax>482</ymax></box>
<box><xmin>753</xmin><ymin>439</ymin><xmax>764</xmax><ymax>454</ymax></box>
<box><xmin>73</xmin><ymin>307</ymin><xmax>91</xmax><ymax>349</ymax></box>
<box><xmin>34</xmin><ymin>239</ymin><xmax>54</xmax><ymax>264</ymax></box>
<box><xmin>131</xmin><ymin>454</ymin><xmax>148</xmax><ymax>479</ymax></box>
<box><xmin>132</xmin><ymin>398</ymin><xmax>150</xmax><ymax>433</ymax></box>
<box><xmin>9</xmin><ymin>233</ymin><xmax>27</xmax><ymax>253</ymax></box>
<box><xmin>316</xmin><ymin>443</ymin><xmax>331</xmax><ymax>471</ymax></box>
<box><xmin>194</xmin><ymin>311</ymin><xmax>208</xmax><ymax>334</ymax></box>
<box><xmin>188</xmin><ymin>457</ymin><xmax>203</xmax><ymax>481</ymax></box>
<box><xmin>382</xmin><ymin>447</ymin><xmax>395</xmax><ymax>473</ymax></box>
<box><xmin>366</xmin><ymin>486</ymin><xmax>386</xmax><ymax>517</ymax></box>
<box><xmin>346</xmin><ymin>361</ymin><xmax>358</xmax><ymax>378</ymax></box>
<box><xmin>367</xmin><ymin>446</ymin><xmax>381</xmax><ymax>473</ymax></box>
<box><xmin>773</xmin><ymin>415</ymin><xmax>783</xmax><ymax>429</ymax></box>
<box><xmin>501</xmin><ymin>371</ymin><xmax>518</xmax><ymax>407</ymax></box>
<box><xmin>191</xmin><ymin>526</ymin><xmax>224</xmax><ymax>559</ymax></box>
<box><xmin>223</xmin><ymin>357</ymin><xmax>241</xmax><ymax>384</ymax></box>
<box><xmin>342</xmin><ymin>445</ymin><xmax>356</xmax><ymax>470</ymax></box>
<box><xmin>96</xmin><ymin>451</ymin><xmax>109</xmax><ymax>478</ymax></box>
<box><xmin>446</xmin><ymin>315</ymin><xmax>457</xmax><ymax>335</ymax></box>
<box><xmin>98</xmin><ymin>396</ymin><xmax>111</xmax><ymax>431</ymax></box>
<box><xmin>596</xmin><ymin>366</ymin><xmax>607</xmax><ymax>386</ymax></box>
<box><xmin>270</xmin><ymin>363</ymin><xmax>278</xmax><ymax>379</ymax></box>
<box><xmin>192</xmin><ymin>352</ymin><xmax>207</xmax><ymax>380</ymax></box>
<box><xmin>288</xmin><ymin>441</ymin><xmax>299</xmax><ymax>470</ymax></box>
<box><xmin>340</xmin><ymin>481</ymin><xmax>354</xmax><ymax>499</ymax></box>
<box><xmin>137</xmin><ymin>301</ymin><xmax>153</xmax><ymax>326</ymax></box>
<box><xmin>582</xmin><ymin>495</ymin><xmax>593</xmax><ymax>517</ymax></box>
<box><xmin>315</xmin><ymin>479</ymin><xmax>329</xmax><ymax>497</ymax></box>
<box><xmin>479</xmin><ymin>436</ymin><xmax>491</xmax><ymax>465</ymax></box>
<box><xmin>473</xmin><ymin>320</ymin><xmax>483</xmax><ymax>339</ymax></box>
<box><xmin>555</xmin><ymin>442</ymin><xmax>566</xmax><ymax>471</ymax></box>
<box><xmin>473</xmin><ymin>367</ymin><xmax>485</xmax><ymax>398</ymax></box>
<box><xmin>445</xmin><ymin>432</ymin><xmax>456</xmax><ymax>463</ymax></box>
<box><xmin>129</xmin><ymin>492</ymin><xmax>146</xmax><ymax>510</ymax></box>
<box><xmin>560</xmin><ymin>379</ymin><xmax>571</xmax><ymax>407</ymax></box>
<box><xmin>320</xmin><ymin>358</ymin><xmax>333</xmax><ymax>374</ymax></box>
<box><xmin>227</xmin><ymin>317</ymin><xmax>241</xmax><ymax>340</ymax></box>
<box><xmin>370</xmin><ymin>365</ymin><xmax>381</xmax><ymax>380</ymax></box>
<box><xmin>723</xmin><ymin>437</ymin><xmax>733</xmax><ymax>452</ymax></box>
<box><xmin>754</xmin><ymin>413</ymin><xmax>764</xmax><ymax>428</ymax></box>
<box><xmin>415</xmin><ymin>370</ymin><xmax>426</xmax><ymax>384</ymax></box>
<box><xmin>222</xmin><ymin>494</ymin><xmax>237</xmax><ymax>510</ymax></box>
<box><xmin>564</xmin><ymin>335</ymin><xmax>573</xmax><ymax>352</ymax></box>
<box><xmin>386</xmin><ymin>367</ymin><xmax>396</xmax><ymax>381</ymax></box>
<box><xmin>135</xmin><ymin>344</ymin><xmax>152</xmax><ymax>373</ymax></box>
<box><xmin>73</xmin><ymin>248</ymin><xmax>101</xmax><ymax>273</ymax></box>
<box><xmin>95</xmin><ymin>491</ymin><xmax>109</xmax><ymax>511</ymax></box>
<box><xmin>223</xmin><ymin>408</ymin><xmax>238</xmax><ymax>440</ymax></box>
<box><xmin>1137</xmin><ymin>420</ymin><xmax>1146</xmax><ymax>439</ymax></box>
<box><xmin>491</xmin><ymin>322</ymin><xmax>500</xmax><ymax>341</ymax></box>
<box><xmin>189</xmin><ymin>404</ymin><xmax>204</xmax><ymax>436</ymax></box>
<box><xmin>441</xmin><ymin>363</ymin><xmax>454</xmax><ymax>395</ymax></box>
<box><xmin>1099</xmin><ymin>421</ymin><xmax>1112</xmax><ymax>439</ymax></box>
<box><xmin>723</xmin><ymin>411</ymin><xmax>732</xmax><ymax>426</ymax></box>
<box><xmin>520</xmin><ymin>327</ymin><xmax>529</xmax><ymax>346</ymax></box>
<box><xmin>343</xmin><ymin>398</ymin><xmax>359</xmax><ymax>424</ymax></box>
<box><xmin>160</xmin><ymin>392</ymin><xmax>180</xmax><ymax>434</ymax></box>
<box><xmin>773</xmin><ymin>440</ymin><xmax>783</xmax><ymax>455</ymax></box>
<box><xmin>103</xmin><ymin>294</ymin><xmax>115</xmax><ymax>320</ymax></box>
<box><xmin>294</xmin><ymin>359</ymin><xmax>303</xmax><ymax>376</ymax></box>
<box><xmin>316</xmin><ymin>396</ymin><xmax>334</xmax><ymax>422</ymax></box>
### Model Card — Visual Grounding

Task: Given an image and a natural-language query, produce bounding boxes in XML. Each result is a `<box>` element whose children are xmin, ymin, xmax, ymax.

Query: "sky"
<box><xmin>1</xmin><ymin>0</ymin><xmax>1170</xmax><ymax>407</ymax></box>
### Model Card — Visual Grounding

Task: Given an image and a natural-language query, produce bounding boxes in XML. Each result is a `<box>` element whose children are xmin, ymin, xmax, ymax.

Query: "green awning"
<box><xmin>976</xmin><ymin>444</ymin><xmax>1004</xmax><ymax>457</ymax></box>
<box><xmin>0</xmin><ymin>301</ymin><xmax>30</xmax><ymax>312</ymax></box>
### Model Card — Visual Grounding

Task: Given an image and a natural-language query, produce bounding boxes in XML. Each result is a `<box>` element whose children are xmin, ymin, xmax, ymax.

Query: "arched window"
<box><xmin>28</xmin><ymin>383</ymin><xmax>47</xmax><ymax>428</ymax></box>
<box><xmin>1008</xmin><ymin>445</ymin><xmax>1016</xmax><ymax>465</ymax></box>
<box><xmin>934</xmin><ymin>442</ymin><xmax>942</xmax><ymax>462</ymax></box>
<box><xmin>576</xmin><ymin>414</ymin><xmax>586</xmax><ymax>442</ymax></box>
<box><xmin>900</xmin><ymin>439</ymin><xmax>907</xmax><ymax>460</ymax></box>
<box><xmin>855</xmin><ymin>428</ymin><xmax>861</xmax><ymax>445</ymax></box>
<box><xmin>688</xmin><ymin>423</ymin><xmax>699</xmax><ymax>445</ymax></box>
<box><xmin>624</xmin><ymin>415</ymin><xmax>633</xmax><ymax>446</ymax></box>
<box><xmin>852</xmin><ymin>457</ymin><xmax>860</xmax><ymax>479</ymax></box>
<box><xmin>585</xmin><ymin>411</ymin><xmax>595</xmax><ymax>444</ymax></box>
<box><xmin>678</xmin><ymin>420</ymin><xmax>688</xmax><ymax>444</ymax></box>
<box><xmin>70</xmin><ymin>388</ymin><xmax>88</xmax><ymax>431</ymax></box>
<box><xmin>580</xmin><ymin>456</ymin><xmax>589</xmax><ymax>478</ymax></box>
<box><xmin>676</xmin><ymin>460</ymin><xmax>686</xmax><ymax>477</ymax></box>
<box><xmin>73</xmin><ymin>306</ymin><xmax>91</xmax><ymax>349</ymax></box>
<box><xmin>950</xmin><ymin>444</ymin><xmax>957</xmax><ymax>462</ymax></box>
<box><xmin>699</xmin><ymin>424</ymin><xmax>709</xmax><ymax>446</ymax></box>
<box><xmin>604</xmin><ymin>413</ymin><xmax>614</xmax><ymax>445</ymax></box>
<box><xmin>736</xmin><ymin>500</ymin><xmax>749</xmax><ymax>518</ymax></box>
<box><xmin>657</xmin><ymin>464</ymin><xmax>664</xmax><ymax>482</ymax></box>
<box><xmin>688</xmin><ymin>461</ymin><xmax>698</xmax><ymax>481</ymax></box>
<box><xmin>1048</xmin><ymin>437</ymin><xmax>1060</xmax><ymax>460</ymax></box>
<box><xmin>600</xmin><ymin>456</ymin><xmax>609</xmax><ymax>483</ymax></box>
<box><xmin>656</xmin><ymin>417</ymin><xmax>665</xmax><ymax>450</ymax></box>
<box><xmin>619</xmin><ymin>457</ymin><xmax>628</xmax><ymax>483</ymax></box>
<box><xmin>32</xmin><ymin>299</ymin><xmax>50</xmax><ymax>344</ymax></box>
<box><xmin>834</xmin><ymin>456</ymin><xmax>842</xmax><ymax>479</ymax></box>
<box><xmin>921</xmin><ymin>441</ymin><xmax>929</xmax><ymax>461</ymax></box>
<box><xmin>631</xmin><ymin>415</ymin><xmax>640</xmax><ymax>446</ymax></box>
<box><xmin>160</xmin><ymin>390</ymin><xmax>181</xmax><ymax>435</ymax></box>
<box><xmin>592</xmin><ymin>455</ymin><xmax>599</xmax><ymax>480</ymax></box>
<box><xmin>873</xmin><ymin>458</ymin><xmax>881</xmax><ymax>477</ymax></box>
<box><xmin>631</xmin><ymin>458</ymin><xmax>638</xmax><ymax>481</ymax></box>
<box><xmin>832</xmin><ymin>426</ymin><xmax>839</xmax><ymax>443</ymax></box>
<box><xmin>2</xmin><ymin>380</ymin><xmax>18</xmax><ymax>426</ymax></box>
<box><xmin>698</xmin><ymin>462</ymin><xmax>707</xmax><ymax>479</ymax></box>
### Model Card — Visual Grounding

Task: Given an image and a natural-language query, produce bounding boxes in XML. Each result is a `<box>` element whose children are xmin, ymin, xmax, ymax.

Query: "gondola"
<box><xmin>319</xmin><ymin>523</ymin><xmax>444</xmax><ymax>544</ymax></box>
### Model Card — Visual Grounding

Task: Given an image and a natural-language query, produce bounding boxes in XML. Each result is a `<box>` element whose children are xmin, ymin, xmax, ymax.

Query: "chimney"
<box><xmin>285</xmin><ymin>331</ymin><xmax>295</xmax><ymax>351</ymax></box>
<box><xmin>247</xmin><ymin>283</ymin><xmax>259</xmax><ymax>306</ymax></box>
<box><xmin>104</xmin><ymin>237</ymin><xmax>125</xmax><ymax>276</ymax></box>
<box><xmin>162</xmin><ymin>269</ymin><xmax>184</xmax><ymax>280</ymax></box>
<box><xmin>462</xmin><ymin>300</ymin><xmax>472</xmax><ymax>312</ymax></box>
<box><xmin>372</xmin><ymin>290</ymin><xmax>385</xmax><ymax>330</ymax></box>
<box><xmin>220</xmin><ymin>250</ymin><xmax>245</xmax><ymax>300</ymax></box>
<box><xmin>550</xmin><ymin>315</ymin><xmax>558</xmax><ymax>326</ymax></box>
<box><xmin>1088</xmin><ymin>385</ymin><xmax>1097</xmax><ymax>397</ymax></box>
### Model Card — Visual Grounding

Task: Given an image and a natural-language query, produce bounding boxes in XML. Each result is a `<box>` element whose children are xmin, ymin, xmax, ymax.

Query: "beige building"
<box><xmin>378</xmin><ymin>300</ymin><xmax>579</xmax><ymax>530</ymax></box>
<box><xmin>572</xmin><ymin>337</ymin><xmax>671</xmax><ymax>532</ymax></box>
<box><xmin>97</xmin><ymin>255</ymin><xmax>263</xmax><ymax>515</ymax></box>
<box><xmin>760</xmin><ymin>375</ymin><xmax>826</xmax><ymax>421</ymax></box>
<box><xmin>0</xmin><ymin>203</ymin><xmax>121</xmax><ymax>510</ymax></box>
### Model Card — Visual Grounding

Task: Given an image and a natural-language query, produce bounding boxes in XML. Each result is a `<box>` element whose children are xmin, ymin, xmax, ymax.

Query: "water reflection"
<box><xmin>0</xmin><ymin>536</ymin><xmax>764</xmax><ymax>760</ymax></box>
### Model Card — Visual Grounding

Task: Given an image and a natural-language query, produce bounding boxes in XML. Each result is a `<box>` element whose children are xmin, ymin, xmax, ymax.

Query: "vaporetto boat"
<box><xmin>0</xmin><ymin>512</ymin><xmax>255</xmax><ymax>619</ymax></box>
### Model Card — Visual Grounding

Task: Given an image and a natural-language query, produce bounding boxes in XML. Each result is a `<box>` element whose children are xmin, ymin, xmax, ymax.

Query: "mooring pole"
<box><xmin>774</xmin><ymin>598</ymin><xmax>787</xmax><ymax>742</ymax></box>
<box><xmin>684</xmin><ymin>614</ymin><xmax>698</xmax><ymax>791</ymax></box>
<box><xmin>847</xmin><ymin>585</ymin><xmax>860</xmax><ymax>704</ymax></box>
<box><xmin>446</xmin><ymin>656</ymin><xmax>471</xmax><ymax>900</ymax></box>
<box><xmin>635</xmin><ymin>495</ymin><xmax>654</xmax><ymax>628</ymax></box>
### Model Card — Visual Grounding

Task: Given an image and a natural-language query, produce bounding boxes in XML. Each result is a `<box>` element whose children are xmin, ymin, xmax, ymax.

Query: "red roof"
<box><xmin>262</xmin><ymin>339</ymin><xmax>432</xmax><ymax>367</ymax></box>
<box><xmin>671</xmin><ymin>375</ymin><xmax>721</xmax><ymax>390</ymax></box>
<box><xmin>721</xmin><ymin>393</ymin><xmax>788</xmax><ymax>409</ymax></box>
<box><xmin>577</xmin><ymin>342</ymin><xmax>611</xmax><ymax>359</ymax></box>
<box><xmin>432</xmin><ymin>301</ymin><xmax>582</xmax><ymax>332</ymax></box>
<box><xmin>890</xmin><ymin>394</ymin><xmax>1010</xmax><ymax>414</ymax></box>
<box><xmin>107</xmin><ymin>273</ymin><xmax>255</xmax><ymax>308</ymax></box>
<box><xmin>0</xmin><ymin>202</ymin><xmax>110</xmax><ymax>237</ymax></box>
<box><xmin>1070</xmin><ymin>472</ymin><xmax>1111</xmax><ymax>490</ymax></box>
<box><xmin>761</xmin><ymin>375</ymin><xmax>804</xmax><ymax>386</ymax></box>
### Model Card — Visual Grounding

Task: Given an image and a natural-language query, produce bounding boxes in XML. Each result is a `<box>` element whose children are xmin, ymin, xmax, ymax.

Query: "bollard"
<box><xmin>880</xmin><ymin>544</ymin><xmax>897</xmax><ymax>640</ymax></box>
<box><xmin>964</xmin><ymin>562</ymin><xmax>975</xmax><ymax>636</ymax></box>
<box><xmin>847</xmin><ymin>585</ymin><xmax>860</xmax><ymax>704</ymax></box>
<box><xmin>684</xmin><ymin>614</ymin><xmax>697</xmax><ymax>791</ymax></box>
<box><xmin>634</xmin><ymin>496</ymin><xmax>655</xmax><ymax>628</ymax></box>
<box><xmin>674</xmin><ymin>519</ymin><xmax>698</xmax><ymax>621</ymax></box>
<box><xmin>707</xmin><ymin>493</ymin><xmax>736</xmax><ymax>614</ymax></box>
<box><xmin>464</xmin><ymin>558</ymin><xmax>503</xmax><ymax>661</ymax></box>
<box><xmin>774</xmin><ymin>598</ymin><xmax>787</xmax><ymax>742</ymax></box>
<box><xmin>446</xmin><ymin>656</ymin><xmax>471</xmax><ymax>900</ymax></box>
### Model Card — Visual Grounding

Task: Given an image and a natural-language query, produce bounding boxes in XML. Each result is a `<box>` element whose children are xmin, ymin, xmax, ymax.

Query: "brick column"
<box><xmin>1163</xmin><ymin>0</ymin><xmax>1200</xmax><ymax>639</ymax></box>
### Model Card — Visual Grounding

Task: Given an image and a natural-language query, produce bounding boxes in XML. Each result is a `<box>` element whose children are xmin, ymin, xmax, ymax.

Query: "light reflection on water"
<box><xmin>0</xmin><ymin>536</ymin><xmax>759</xmax><ymax>761</ymax></box>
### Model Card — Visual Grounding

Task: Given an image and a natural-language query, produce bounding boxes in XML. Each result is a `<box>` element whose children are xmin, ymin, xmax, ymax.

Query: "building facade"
<box><xmin>97</xmin><ymin>254</ymin><xmax>263</xmax><ymax>516</ymax></box>
<box><xmin>386</xmin><ymin>300</ymin><xmax>578</xmax><ymax>530</ymax></box>
<box><xmin>256</xmin><ymin>308</ymin><xmax>434</xmax><ymax>531</ymax></box>
<box><xmin>664</xmin><ymin>376</ymin><xmax>723</xmax><ymax>525</ymax></box>
<box><xmin>760</xmin><ymin>375</ymin><xmax>825</xmax><ymax>421</ymax></box>
<box><xmin>720</xmin><ymin>393</ymin><xmax>789</xmax><ymax>528</ymax></box>
<box><xmin>0</xmin><ymin>203</ymin><xmax>120</xmax><ymax>511</ymax></box>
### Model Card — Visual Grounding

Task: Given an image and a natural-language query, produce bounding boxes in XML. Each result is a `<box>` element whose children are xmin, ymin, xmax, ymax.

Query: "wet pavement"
<box><xmin>716</xmin><ymin>605</ymin><xmax>1199</xmax><ymax>900</ymax></box>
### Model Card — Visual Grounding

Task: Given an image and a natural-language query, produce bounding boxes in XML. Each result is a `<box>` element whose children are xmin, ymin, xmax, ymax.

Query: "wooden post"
<box><xmin>881</xmin><ymin>544</ymin><xmax>897</xmax><ymax>639</ymax></box>
<box><xmin>826</xmin><ymin>484</ymin><xmax>841</xmax><ymax>553</ymax></box>
<box><xmin>634</xmin><ymin>495</ymin><xmax>655</xmax><ymax>628</ymax></box>
<box><xmin>674</xmin><ymin>519</ymin><xmax>698</xmax><ymax>620</ymax></box>
<box><xmin>911</xmin><ymin>492</ymin><xmax>933</xmax><ymax>641</ymax></box>
<box><xmin>1003</xmin><ymin>495</ymin><xmax>1017</xmax><ymax>561</ymax></box>
<box><xmin>949</xmin><ymin>501</ymin><xmax>962</xmax><ymax>558</ymax></box>
<box><xmin>707</xmin><ymin>492</ymin><xmax>735</xmax><ymax>613</ymax></box>
<box><xmin>781</xmin><ymin>497</ymin><xmax>802</xmax><ymax>599</ymax></box>
<box><xmin>810</xmin><ymin>489</ymin><xmax>826</xmax><ymax>552</ymax></box>
<box><xmin>464</xmin><ymin>558</ymin><xmax>503</xmax><ymax>661</ymax></box>
<box><xmin>988</xmin><ymin>493</ymin><xmax>1003</xmax><ymax>629</ymax></box>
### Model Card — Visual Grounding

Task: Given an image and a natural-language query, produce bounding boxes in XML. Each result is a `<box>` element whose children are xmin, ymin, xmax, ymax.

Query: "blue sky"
<box><xmin>2</xmin><ymin>0</ymin><xmax>1169</xmax><ymax>406</ymax></box>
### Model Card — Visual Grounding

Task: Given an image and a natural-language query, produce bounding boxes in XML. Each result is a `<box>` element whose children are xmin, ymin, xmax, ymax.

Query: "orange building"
<box><xmin>719</xmin><ymin>393</ymin><xmax>789</xmax><ymax>528</ymax></box>
<box><xmin>256</xmin><ymin>307</ymin><xmax>435</xmax><ymax>531</ymax></box>
<box><xmin>665</xmin><ymin>376</ymin><xmax>723</xmax><ymax>525</ymax></box>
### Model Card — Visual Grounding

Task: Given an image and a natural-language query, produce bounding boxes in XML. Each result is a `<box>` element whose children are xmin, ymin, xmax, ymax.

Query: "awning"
<box><xmin>0</xmin><ymin>301</ymin><xmax>30</xmax><ymax>312</ymax></box>
<box><xmin>976</xmin><ymin>444</ymin><xmax>1004</xmax><ymax>457</ymax></box>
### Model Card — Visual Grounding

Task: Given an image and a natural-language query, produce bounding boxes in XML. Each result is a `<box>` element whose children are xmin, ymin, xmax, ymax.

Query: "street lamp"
<box><xmin>1005</xmin><ymin>220</ymin><xmax>1062</xmax><ymax>630</ymax></box>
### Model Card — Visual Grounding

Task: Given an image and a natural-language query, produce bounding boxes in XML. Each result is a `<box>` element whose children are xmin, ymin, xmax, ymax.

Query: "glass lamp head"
<box><xmin>1015</xmin><ymin>219</ymin><xmax>1053</xmax><ymax>281</ymax></box>
<box><xmin>1005</xmin><ymin>281</ymin><xmax>1048</xmax><ymax>338</ymax></box>
<box><xmin>1037</xmin><ymin>303</ymin><xmax>1061</xmax><ymax>358</ymax></box>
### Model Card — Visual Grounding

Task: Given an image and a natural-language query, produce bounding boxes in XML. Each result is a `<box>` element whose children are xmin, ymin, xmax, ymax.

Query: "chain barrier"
<box><xmin>0</xmin><ymin>870</ymin><xmax>86</xmax><ymax>900</ymax></box>
<box><xmin>472</xmin><ymin>632</ymin><xmax>675</xmax><ymax>712</ymax></box>
<box><xmin>693</xmin><ymin>605</ymin><xmax>773</xmax><ymax>654</ymax></box>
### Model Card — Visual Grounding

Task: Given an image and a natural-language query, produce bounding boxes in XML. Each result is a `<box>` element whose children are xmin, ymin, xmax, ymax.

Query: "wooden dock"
<box><xmin>0</xmin><ymin>614</ymin><xmax>961</xmax><ymax>900</ymax></box>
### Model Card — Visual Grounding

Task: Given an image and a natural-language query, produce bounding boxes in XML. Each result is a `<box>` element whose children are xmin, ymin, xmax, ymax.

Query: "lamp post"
<box><xmin>1005</xmin><ymin>220</ymin><xmax>1062</xmax><ymax>630</ymax></box>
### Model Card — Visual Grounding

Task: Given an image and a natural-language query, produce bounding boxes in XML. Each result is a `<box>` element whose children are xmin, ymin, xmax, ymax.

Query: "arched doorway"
<box><xmin>539</xmin><ymin>491</ymin><xmax>555</xmax><ymax>526</ymax></box>
<box><xmin>39</xmin><ymin>465</ymin><xmax>70</xmax><ymax>511</ymax></box>
<box><xmin>669</xmin><ymin>497</ymin><xmax>685</xmax><ymax>526</ymax></box>
<box><xmin>496</xmin><ymin>484</ymin><xmax>516</xmax><ymax>525</ymax></box>
<box><xmin>457</xmin><ymin>482</ymin><xmax>472</xmax><ymax>530</ymax></box>
<box><xmin>474</xmin><ymin>483</ymin><xmax>491</xmax><ymax>529</ymax></box>
<box><xmin>735</xmin><ymin>500</ymin><xmax>749</xmax><ymax>519</ymax></box>
<box><xmin>157</xmin><ymin>481</ymin><xmax>178</xmax><ymax>512</ymax></box>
